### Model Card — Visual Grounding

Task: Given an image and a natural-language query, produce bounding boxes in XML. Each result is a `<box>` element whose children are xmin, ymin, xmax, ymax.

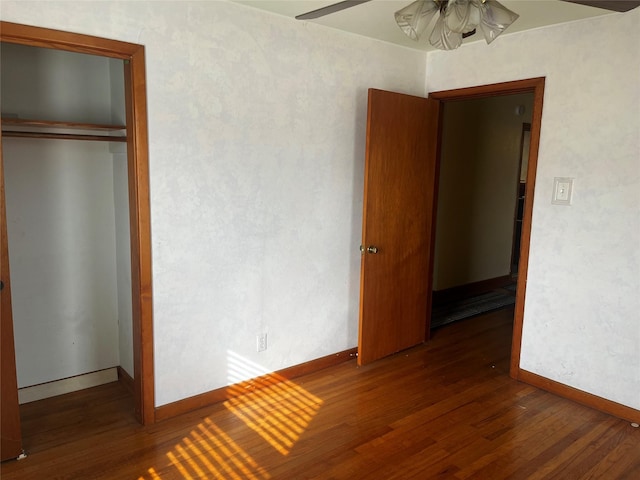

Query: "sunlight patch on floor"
<box><xmin>138</xmin><ymin>467</ymin><xmax>162</xmax><ymax>480</ymax></box>
<box><xmin>137</xmin><ymin>417</ymin><xmax>270</xmax><ymax>480</ymax></box>
<box><xmin>224</xmin><ymin>351</ymin><xmax>323</xmax><ymax>455</ymax></box>
<box><xmin>137</xmin><ymin>352</ymin><xmax>322</xmax><ymax>478</ymax></box>
<box><xmin>166</xmin><ymin>418</ymin><xmax>270</xmax><ymax>479</ymax></box>
<box><xmin>138</xmin><ymin>418</ymin><xmax>271</xmax><ymax>480</ymax></box>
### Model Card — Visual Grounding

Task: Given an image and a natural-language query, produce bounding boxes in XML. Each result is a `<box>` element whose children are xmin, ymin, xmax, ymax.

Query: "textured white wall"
<box><xmin>7</xmin><ymin>2</ymin><xmax>635</xmax><ymax>412</ymax></box>
<box><xmin>0</xmin><ymin>1</ymin><xmax>427</xmax><ymax>406</ymax></box>
<box><xmin>427</xmin><ymin>10</ymin><xmax>640</xmax><ymax>409</ymax></box>
<box><xmin>434</xmin><ymin>93</ymin><xmax>533</xmax><ymax>290</ymax></box>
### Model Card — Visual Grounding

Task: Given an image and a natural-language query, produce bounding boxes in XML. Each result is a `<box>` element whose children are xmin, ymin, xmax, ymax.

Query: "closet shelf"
<box><xmin>1</xmin><ymin>118</ymin><xmax>127</xmax><ymax>142</ymax></box>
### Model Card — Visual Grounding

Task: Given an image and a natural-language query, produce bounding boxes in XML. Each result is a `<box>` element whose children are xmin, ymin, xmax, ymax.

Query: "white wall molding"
<box><xmin>18</xmin><ymin>368</ymin><xmax>118</xmax><ymax>404</ymax></box>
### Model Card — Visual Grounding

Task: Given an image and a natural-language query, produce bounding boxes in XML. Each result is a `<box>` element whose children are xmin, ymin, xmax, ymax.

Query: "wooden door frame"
<box><xmin>1</xmin><ymin>137</ymin><xmax>23</xmax><ymax>460</ymax></box>
<box><xmin>0</xmin><ymin>22</ymin><xmax>155</xmax><ymax>425</ymax></box>
<box><xmin>429</xmin><ymin>77</ymin><xmax>545</xmax><ymax>380</ymax></box>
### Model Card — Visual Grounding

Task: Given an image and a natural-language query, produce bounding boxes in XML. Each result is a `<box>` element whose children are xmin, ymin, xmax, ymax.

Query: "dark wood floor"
<box><xmin>2</xmin><ymin>307</ymin><xmax>639</xmax><ymax>479</ymax></box>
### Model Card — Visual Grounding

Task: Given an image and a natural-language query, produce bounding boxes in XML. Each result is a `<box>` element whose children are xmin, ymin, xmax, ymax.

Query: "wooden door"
<box><xmin>0</xmin><ymin>136</ymin><xmax>23</xmax><ymax>461</ymax></box>
<box><xmin>357</xmin><ymin>89</ymin><xmax>441</xmax><ymax>366</ymax></box>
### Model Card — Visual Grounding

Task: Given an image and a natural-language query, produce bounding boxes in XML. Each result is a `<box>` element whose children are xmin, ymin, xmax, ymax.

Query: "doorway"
<box><xmin>0</xmin><ymin>21</ymin><xmax>155</xmax><ymax>460</ymax></box>
<box><xmin>357</xmin><ymin>78</ymin><xmax>544</xmax><ymax>378</ymax></box>
<box><xmin>431</xmin><ymin>93</ymin><xmax>534</xmax><ymax>330</ymax></box>
<box><xmin>430</xmin><ymin>79</ymin><xmax>544</xmax><ymax>378</ymax></box>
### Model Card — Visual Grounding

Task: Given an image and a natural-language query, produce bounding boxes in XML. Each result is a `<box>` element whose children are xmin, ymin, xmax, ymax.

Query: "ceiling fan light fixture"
<box><xmin>429</xmin><ymin>13</ymin><xmax>463</xmax><ymax>50</ymax></box>
<box><xmin>478</xmin><ymin>0</ymin><xmax>520</xmax><ymax>44</ymax></box>
<box><xmin>394</xmin><ymin>0</ymin><xmax>440</xmax><ymax>41</ymax></box>
<box><xmin>444</xmin><ymin>0</ymin><xmax>481</xmax><ymax>34</ymax></box>
<box><xmin>395</xmin><ymin>0</ymin><xmax>519</xmax><ymax>50</ymax></box>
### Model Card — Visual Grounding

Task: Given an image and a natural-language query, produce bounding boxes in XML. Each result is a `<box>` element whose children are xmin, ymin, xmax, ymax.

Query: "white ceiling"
<box><xmin>233</xmin><ymin>0</ymin><xmax>616</xmax><ymax>51</ymax></box>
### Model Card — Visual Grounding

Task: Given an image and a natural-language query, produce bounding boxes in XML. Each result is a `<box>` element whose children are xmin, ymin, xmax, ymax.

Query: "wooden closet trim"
<box><xmin>0</xmin><ymin>21</ymin><xmax>155</xmax><ymax>425</ymax></box>
<box><xmin>0</xmin><ymin>21</ymin><xmax>139</xmax><ymax>59</ymax></box>
<box><xmin>1</xmin><ymin>136</ymin><xmax>23</xmax><ymax>459</ymax></box>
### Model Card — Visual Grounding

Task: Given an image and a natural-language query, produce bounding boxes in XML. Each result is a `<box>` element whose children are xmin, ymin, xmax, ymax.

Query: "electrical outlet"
<box><xmin>257</xmin><ymin>333</ymin><xmax>267</xmax><ymax>352</ymax></box>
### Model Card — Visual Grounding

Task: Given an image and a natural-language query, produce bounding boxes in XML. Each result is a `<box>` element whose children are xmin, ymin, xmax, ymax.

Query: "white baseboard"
<box><xmin>18</xmin><ymin>367</ymin><xmax>118</xmax><ymax>404</ymax></box>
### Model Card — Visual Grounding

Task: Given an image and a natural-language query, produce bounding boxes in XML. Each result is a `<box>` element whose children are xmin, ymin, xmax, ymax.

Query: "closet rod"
<box><xmin>2</xmin><ymin>131</ymin><xmax>127</xmax><ymax>142</ymax></box>
<box><xmin>2</xmin><ymin>118</ymin><xmax>125</xmax><ymax>131</ymax></box>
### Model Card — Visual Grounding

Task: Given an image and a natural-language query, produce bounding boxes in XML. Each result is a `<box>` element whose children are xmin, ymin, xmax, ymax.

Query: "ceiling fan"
<box><xmin>295</xmin><ymin>0</ymin><xmax>640</xmax><ymax>50</ymax></box>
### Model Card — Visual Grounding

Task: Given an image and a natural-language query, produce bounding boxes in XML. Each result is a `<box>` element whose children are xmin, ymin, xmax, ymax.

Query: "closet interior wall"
<box><xmin>1</xmin><ymin>42</ymin><xmax>133</xmax><ymax>402</ymax></box>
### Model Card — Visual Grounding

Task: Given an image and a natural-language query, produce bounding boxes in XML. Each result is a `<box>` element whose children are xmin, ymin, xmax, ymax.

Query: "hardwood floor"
<box><xmin>2</xmin><ymin>307</ymin><xmax>639</xmax><ymax>479</ymax></box>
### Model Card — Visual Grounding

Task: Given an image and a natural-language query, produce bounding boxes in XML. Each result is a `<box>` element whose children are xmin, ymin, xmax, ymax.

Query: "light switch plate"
<box><xmin>552</xmin><ymin>177</ymin><xmax>573</xmax><ymax>205</ymax></box>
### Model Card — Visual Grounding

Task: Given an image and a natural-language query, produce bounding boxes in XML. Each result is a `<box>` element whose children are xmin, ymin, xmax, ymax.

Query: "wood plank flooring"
<box><xmin>2</xmin><ymin>307</ymin><xmax>639</xmax><ymax>479</ymax></box>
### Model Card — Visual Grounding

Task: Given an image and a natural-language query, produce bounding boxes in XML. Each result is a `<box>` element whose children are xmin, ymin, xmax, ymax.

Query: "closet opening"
<box><xmin>1</xmin><ymin>22</ymin><xmax>154</xmax><ymax>460</ymax></box>
<box><xmin>2</xmin><ymin>42</ymin><xmax>135</xmax><ymax>405</ymax></box>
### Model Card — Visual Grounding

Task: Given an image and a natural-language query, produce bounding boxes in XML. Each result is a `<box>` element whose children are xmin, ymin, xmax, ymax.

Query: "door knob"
<box><xmin>359</xmin><ymin>245</ymin><xmax>379</xmax><ymax>254</ymax></box>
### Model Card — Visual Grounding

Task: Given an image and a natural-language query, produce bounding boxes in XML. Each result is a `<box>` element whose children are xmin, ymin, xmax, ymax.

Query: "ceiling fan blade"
<box><xmin>560</xmin><ymin>0</ymin><xmax>640</xmax><ymax>12</ymax></box>
<box><xmin>295</xmin><ymin>0</ymin><xmax>373</xmax><ymax>20</ymax></box>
